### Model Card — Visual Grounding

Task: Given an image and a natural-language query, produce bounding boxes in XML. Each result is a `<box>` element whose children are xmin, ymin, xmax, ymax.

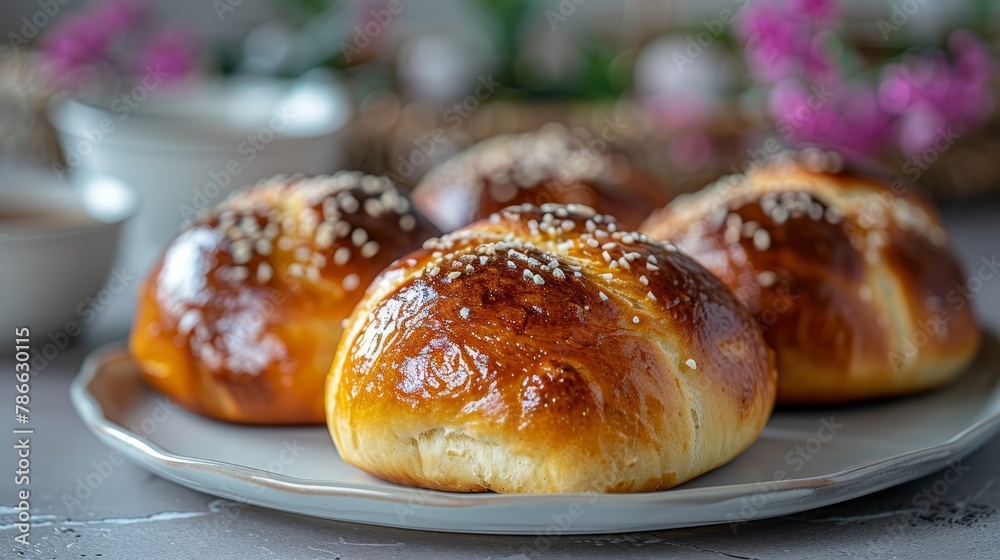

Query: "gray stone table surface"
<box><xmin>3</xmin><ymin>202</ymin><xmax>1000</xmax><ymax>559</ymax></box>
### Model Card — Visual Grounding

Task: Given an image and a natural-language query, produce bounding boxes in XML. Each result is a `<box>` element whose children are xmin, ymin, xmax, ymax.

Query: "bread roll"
<box><xmin>130</xmin><ymin>172</ymin><xmax>440</xmax><ymax>424</ymax></box>
<box><xmin>641</xmin><ymin>148</ymin><xmax>981</xmax><ymax>404</ymax></box>
<box><xmin>411</xmin><ymin>124</ymin><xmax>671</xmax><ymax>232</ymax></box>
<box><xmin>327</xmin><ymin>203</ymin><xmax>776</xmax><ymax>493</ymax></box>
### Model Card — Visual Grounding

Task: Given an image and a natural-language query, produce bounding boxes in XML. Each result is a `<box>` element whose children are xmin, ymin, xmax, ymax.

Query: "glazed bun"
<box><xmin>327</xmin><ymin>203</ymin><xmax>776</xmax><ymax>493</ymax></box>
<box><xmin>130</xmin><ymin>172</ymin><xmax>440</xmax><ymax>425</ymax></box>
<box><xmin>641</xmin><ymin>148</ymin><xmax>981</xmax><ymax>404</ymax></box>
<box><xmin>412</xmin><ymin>124</ymin><xmax>671</xmax><ymax>232</ymax></box>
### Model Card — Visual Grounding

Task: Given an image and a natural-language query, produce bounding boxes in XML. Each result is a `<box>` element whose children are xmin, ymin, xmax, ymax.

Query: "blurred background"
<box><xmin>1</xmin><ymin>0</ymin><xmax>998</xmax><ymax>345</ymax></box>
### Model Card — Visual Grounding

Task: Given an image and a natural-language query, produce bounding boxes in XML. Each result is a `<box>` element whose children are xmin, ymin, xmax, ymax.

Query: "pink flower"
<box><xmin>896</xmin><ymin>108</ymin><xmax>946</xmax><ymax>156</ymax></box>
<box><xmin>93</xmin><ymin>0</ymin><xmax>148</xmax><ymax>35</ymax></box>
<box><xmin>40</xmin><ymin>0</ymin><xmax>196</xmax><ymax>92</ymax></box>
<box><xmin>737</xmin><ymin>0</ymin><xmax>993</xmax><ymax>157</ymax></box>
<box><xmin>736</xmin><ymin>4</ymin><xmax>798</xmax><ymax>81</ymax></box>
<box><xmin>668</xmin><ymin>131</ymin><xmax>714</xmax><ymax>174</ymax></box>
<box><xmin>950</xmin><ymin>30</ymin><xmax>994</xmax><ymax>122</ymax></box>
<box><xmin>789</xmin><ymin>0</ymin><xmax>839</xmax><ymax>24</ymax></box>
<box><xmin>42</xmin><ymin>16</ymin><xmax>111</xmax><ymax>88</ymax></box>
<box><xmin>878</xmin><ymin>30</ymin><xmax>993</xmax><ymax>155</ymax></box>
<box><xmin>137</xmin><ymin>29</ymin><xmax>197</xmax><ymax>81</ymax></box>
<box><xmin>736</xmin><ymin>0</ymin><xmax>838</xmax><ymax>83</ymax></box>
<box><xmin>770</xmin><ymin>81</ymin><xmax>891</xmax><ymax>155</ymax></box>
<box><xmin>45</xmin><ymin>17</ymin><xmax>110</xmax><ymax>61</ymax></box>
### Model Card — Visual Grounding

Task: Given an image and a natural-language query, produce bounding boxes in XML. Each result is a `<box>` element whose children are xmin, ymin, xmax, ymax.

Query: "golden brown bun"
<box><xmin>327</xmin><ymin>203</ymin><xmax>776</xmax><ymax>493</ymax></box>
<box><xmin>130</xmin><ymin>172</ymin><xmax>440</xmax><ymax>425</ymax></box>
<box><xmin>640</xmin><ymin>148</ymin><xmax>981</xmax><ymax>404</ymax></box>
<box><xmin>411</xmin><ymin>124</ymin><xmax>672</xmax><ymax>232</ymax></box>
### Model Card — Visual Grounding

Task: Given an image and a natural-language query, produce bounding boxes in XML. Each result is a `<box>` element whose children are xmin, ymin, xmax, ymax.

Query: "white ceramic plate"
<box><xmin>71</xmin><ymin>335</ymin><xmax>1000</xmax><ymax>535</ymax></box>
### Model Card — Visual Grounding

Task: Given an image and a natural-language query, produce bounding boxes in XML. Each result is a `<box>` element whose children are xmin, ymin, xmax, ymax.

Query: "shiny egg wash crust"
<box><xmin>412</xmin><ymin>125</ymin><xmax>670</xmax><ymax>231</ymax></box>
<box><xmin>130</xmin><ymin>172</ymin><xmax>440</xmax><ymax>424</ymax></box>
<box><xmin>641</xmin><ymin>148</ymin><xmax>980</xmax><ymax>403</ymax></box>
<box><xmin>329</xmin><ymin>203</ymin><xmax>776</xmax><ymax>492</ymax></box>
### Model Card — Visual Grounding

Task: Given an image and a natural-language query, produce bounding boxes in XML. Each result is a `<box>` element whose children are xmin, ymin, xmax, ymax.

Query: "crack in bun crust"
<box><xmin>327</xmin><ymin>203</ymin><xmax>776</xmax><ymax>493</ymax></box>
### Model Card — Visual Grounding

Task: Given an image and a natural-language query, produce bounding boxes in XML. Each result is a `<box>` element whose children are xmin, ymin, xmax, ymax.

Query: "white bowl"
<box><xmin>49</xmin><ymin>74</ymin><xmax>351</xmax><ymax>280</ymax></box>
<box><xmin>0</xmin><ymin>170</ymin><xmax>137</xmax><ymax>349</ymax></box>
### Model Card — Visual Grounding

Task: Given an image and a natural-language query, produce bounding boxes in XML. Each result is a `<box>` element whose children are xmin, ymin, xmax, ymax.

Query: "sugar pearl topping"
<box><xmin>668</xmin><ymin>148</ymin><xmax>949</xmax><ymax>272</ymax></box>
<box><xmin>415</xmin><ymin>203</ymin><xmax>694</xmax><ymax>328</ymax></box>
<box><xmin>419</xmin><ymin>124</ymin><xmax>621</xmax><ymax>203</ymax></box>
<box><xmin>190</xmin><ymin>171</ymin><xmax>426</xmax><ymax>290</ymax></box>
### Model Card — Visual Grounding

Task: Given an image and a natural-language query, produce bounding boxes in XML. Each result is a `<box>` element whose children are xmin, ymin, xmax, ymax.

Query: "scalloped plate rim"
<box><xmin>70</xmin><ymin>338</ymin><xmax>1000</xmax><ymax>534</ymax></box>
